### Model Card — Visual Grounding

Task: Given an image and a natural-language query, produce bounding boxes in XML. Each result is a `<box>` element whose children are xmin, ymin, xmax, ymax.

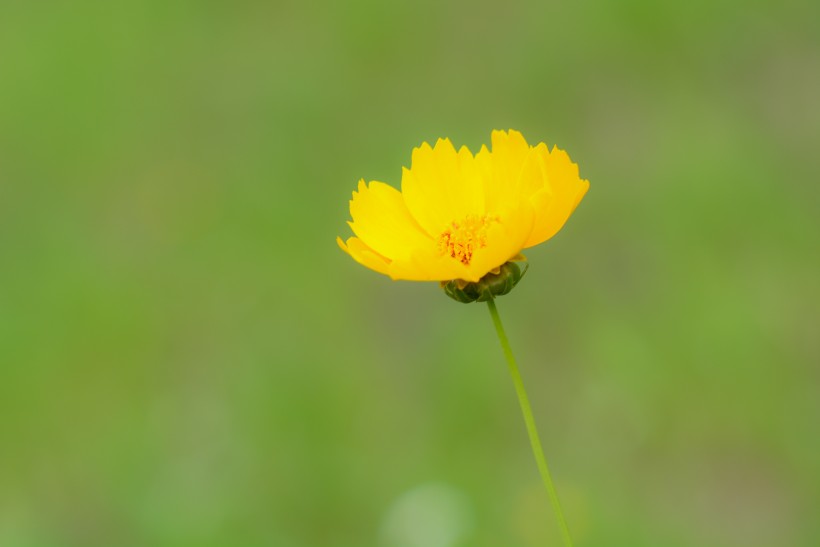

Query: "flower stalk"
<box><xmin>486</xmin><ymin>298</ymin><xmax>573</xmax><ymax>547</ymax></box>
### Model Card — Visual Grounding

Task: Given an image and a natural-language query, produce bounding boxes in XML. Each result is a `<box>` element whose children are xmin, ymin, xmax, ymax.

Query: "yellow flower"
<box><xmin>337</xmin><ymin>130</ymin><xmax>589</xmax><ymax>282</ymax></box>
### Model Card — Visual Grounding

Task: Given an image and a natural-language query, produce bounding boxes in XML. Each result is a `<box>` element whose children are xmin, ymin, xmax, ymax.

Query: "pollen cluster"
<box><xmin>437</xmin><ymin>214</ymin><xmax>499</xmax><ymax>265</ymax></box>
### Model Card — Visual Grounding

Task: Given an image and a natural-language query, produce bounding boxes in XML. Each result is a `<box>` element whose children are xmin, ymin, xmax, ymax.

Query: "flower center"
<box><xmin>437</xmin><ymin>214</ymin><xmax>499</xmax><ymax>265</ymax></box>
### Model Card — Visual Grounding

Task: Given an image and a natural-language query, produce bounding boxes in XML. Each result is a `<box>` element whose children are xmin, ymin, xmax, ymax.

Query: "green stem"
<box><xmin>486</xmin><ymin>298</ymin><xmax>574</xmax><ymax>547</ymax></box>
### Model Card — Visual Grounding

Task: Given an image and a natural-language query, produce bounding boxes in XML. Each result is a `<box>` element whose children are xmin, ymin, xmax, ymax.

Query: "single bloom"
<box><xmin>337</xmin><ymin>129</ymin><xmax>589</xmax><ymax>283</ymax></box>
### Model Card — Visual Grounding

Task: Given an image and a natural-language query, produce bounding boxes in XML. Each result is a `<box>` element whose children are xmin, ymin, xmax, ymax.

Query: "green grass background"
<box><xmin>1</xmin><ymin>1</ymin><xmax>819</xmax><ymax>546</ymax></box>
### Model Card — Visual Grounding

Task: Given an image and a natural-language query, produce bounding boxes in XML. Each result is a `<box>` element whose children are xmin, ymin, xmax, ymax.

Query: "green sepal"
<box><xmin>441</xmin><ymin>261</ymin><xmax>529</xmax><ymax>304</ymax></box>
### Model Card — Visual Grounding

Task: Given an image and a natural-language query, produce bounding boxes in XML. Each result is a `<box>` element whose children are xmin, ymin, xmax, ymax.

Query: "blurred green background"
<box><xmin>1</xmin><ymin>1</ymin><xmax>818</xmax><ymax>546</ymax></box>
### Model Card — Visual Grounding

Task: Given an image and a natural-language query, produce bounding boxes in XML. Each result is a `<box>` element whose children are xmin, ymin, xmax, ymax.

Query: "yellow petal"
<box><xmin>388</xmin><ymin>247</ymin><xmax>467</xmax><ymax>281</ymax></box>
<box><xmin>465</xmin><ymin>203</ymin><xmax>535</xmax><ymax>281</ymax></box>
<box><xmin>524</xmin><ymin>146</ymin><xmax>589</xmax><ymax>248</ymax></box>
<box><xmin>348</xmin><ymin>179</ymin><xmax>432</xmax><ymax>261</ymax></box>
<box><xmin>517</xmin><ymin>142</ymin><xmax>552</xmax><ymax>201</ymax></box>
<box><xmin>482</xmin><ymin>129</ymin><xmax>532</xmax><ymax>212</ymax></box>
<box><xmin>340</xmin><ymin>233</ymin><xmax>465</xmax><ymax>282</ymax></box>
<box><xmin>455</xmin><ymin>144</ymin><xmax>486</xmax><ymax>213</ymax></box>
<box><xmin>401</xmin><ymin>138</ymin><xmax>485</xmax><ymax>236</ymax></box>
<box><xmin>337</xmin><ymin>236</ymin><xmax>391</xmax><ymax>276</ymax></box>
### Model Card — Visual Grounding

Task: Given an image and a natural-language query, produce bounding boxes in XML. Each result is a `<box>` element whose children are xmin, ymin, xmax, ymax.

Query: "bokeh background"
<box><xmin>1</xmin><ymin>1</ymin><xmax>818</xmax><ymax>546</ymax></box>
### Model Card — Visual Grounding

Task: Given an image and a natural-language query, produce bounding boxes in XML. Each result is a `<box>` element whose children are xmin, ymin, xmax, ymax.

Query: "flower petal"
<box><xmin>516</xmin><ymin>143</ymin><xmax>552</xmax><ymax>201</ymax></box>
<box><xmin>482</xmin><ymin>129</ymin><xmax>532</xmax><ymax>212</ymax></box>
<box><xmin>347</xmin><ymin>179</ymin><xmax>432</xmax><ymax>261</ymax></box>
<box><xmin>465</xmin><ymin>203</ymin><xmax>535</xmax><ymax>281</ymax></box>
<box><xmin>524</xmin><ymin>146</ymin><xmax>589</xmax><ymax>248</ymax></box>
<box><xmin>337</xmin><ymin>236</ymin><xmax>391</xmax><ymax>276</ymax></box>
<box><xmin>388</xmin><ymin>247</ymin><xmax>467</xmax><ymax>281</ymax></box>
<box><xmin>401</xmin><ymin>138</ymin><xmax>485</xmax><ymax>236</ymax></box>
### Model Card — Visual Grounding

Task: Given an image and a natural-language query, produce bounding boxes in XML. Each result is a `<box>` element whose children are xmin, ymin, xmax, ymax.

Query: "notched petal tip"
<box><xmin>500</xmin><ymin>128</ymin><xmax>523</xmax><ymax>137</ymax></box>
<box><xmin>491</xmin><ymin>128</ymin><xmax>530</xmax><ymax>147</ymax></box>
<box><xmin>457</xmin><ymin>144</ymin><xmax>475</xmax><ymax>160</ymax></box>
<box><xmin>411</xmin><ymin>141</ymin><xmax>434</xmax><ymax>158</ymax></box>
<box><xmin>548</xmin><ymin>146</ymin><xmax>581</xmax><ymax>178</ymax></box>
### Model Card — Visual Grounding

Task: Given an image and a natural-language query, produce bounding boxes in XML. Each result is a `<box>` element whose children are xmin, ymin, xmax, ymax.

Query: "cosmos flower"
<box><xmin>337</xmin><ymin>130</ymin><xmax>588</xmax><ymax>283</ymax></box>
